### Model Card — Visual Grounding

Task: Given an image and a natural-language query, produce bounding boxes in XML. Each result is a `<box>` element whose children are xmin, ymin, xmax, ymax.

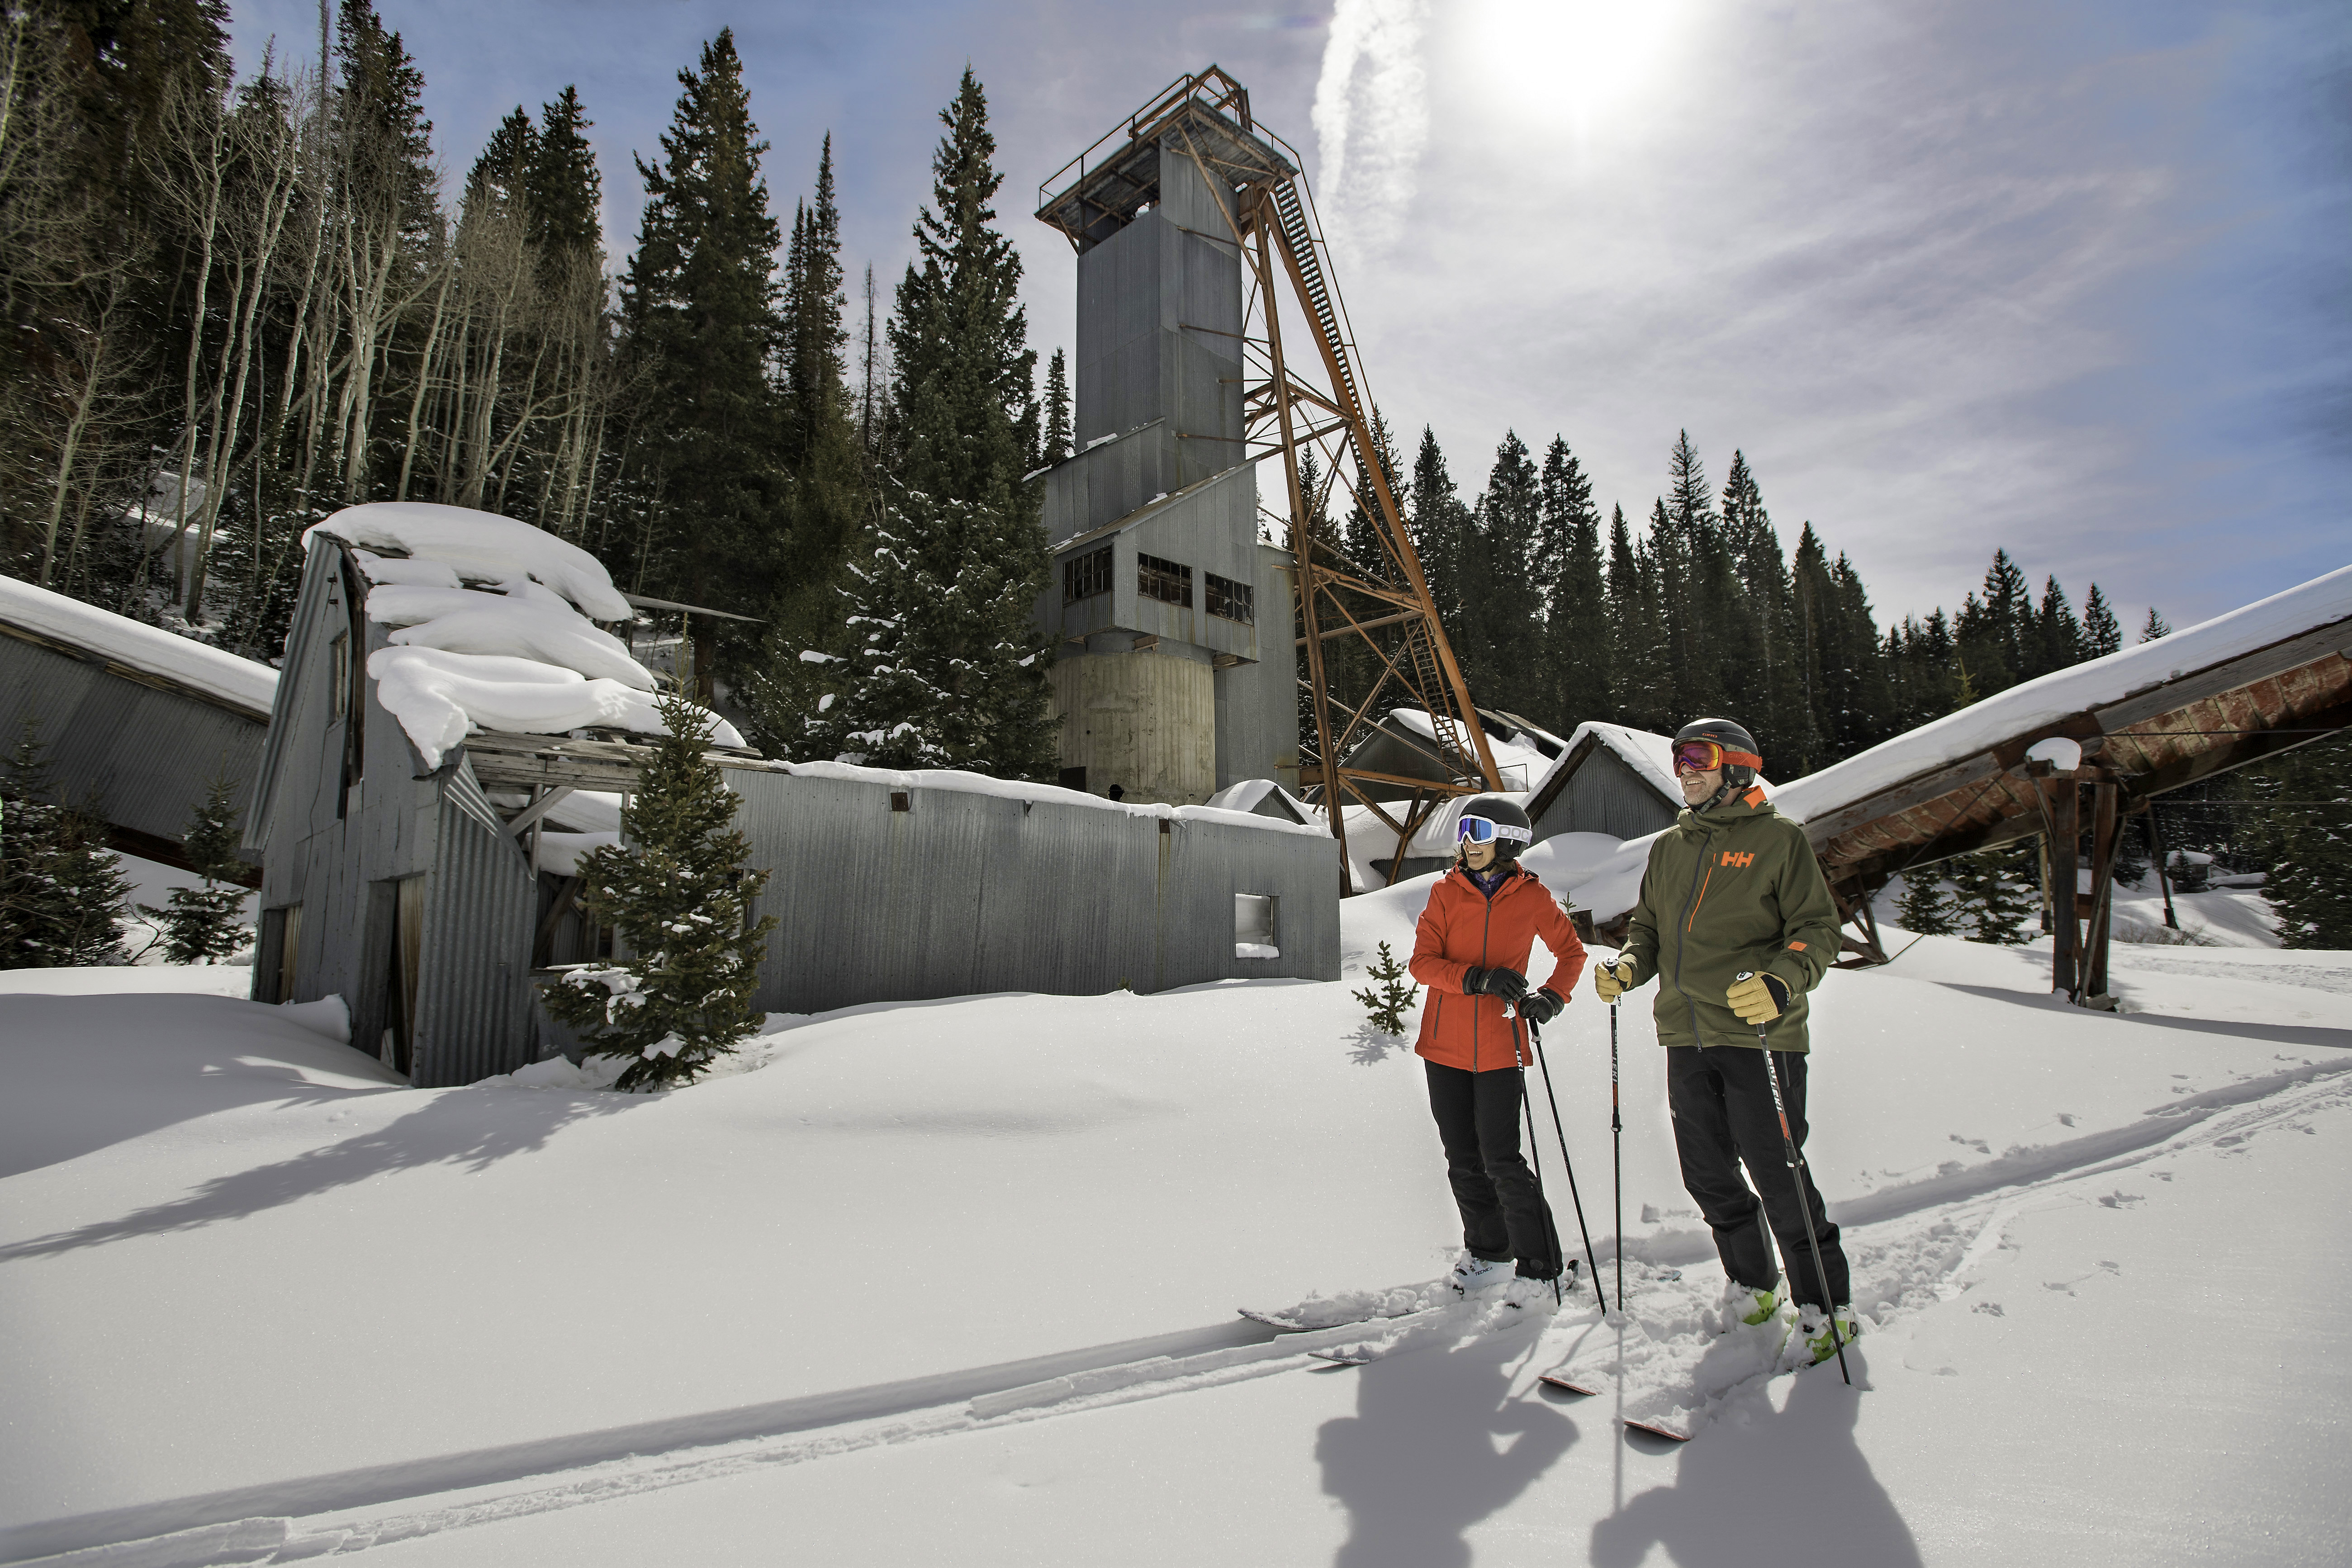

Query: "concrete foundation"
<box><xmin>1050</xmin><ymin>647</ymin><xmax>1217</xmax><ymax>805</ymax></box>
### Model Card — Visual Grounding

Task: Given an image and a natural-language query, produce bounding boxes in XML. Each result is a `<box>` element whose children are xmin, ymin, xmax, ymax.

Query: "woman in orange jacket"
<box><xmin>1409</xmin><ymin>797</ymin><xmax>1589</xmax><ymax>1299</ymax></box>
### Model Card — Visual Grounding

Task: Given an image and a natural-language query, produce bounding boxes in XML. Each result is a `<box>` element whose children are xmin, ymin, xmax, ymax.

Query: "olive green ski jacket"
<box><xmin>1619</xmin><ymin>787</ymin><xmax>1842</xmax><ymax>1052</ymax></box>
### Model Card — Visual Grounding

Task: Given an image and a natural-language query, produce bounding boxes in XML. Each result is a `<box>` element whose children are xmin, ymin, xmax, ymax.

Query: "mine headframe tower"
<box><xmin>1036</xmin><ymin>66</ymin><xmax>1500</xmax><ymax>892</ymax></box>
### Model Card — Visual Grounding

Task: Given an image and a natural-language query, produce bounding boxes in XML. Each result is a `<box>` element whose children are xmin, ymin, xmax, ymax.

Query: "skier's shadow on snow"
<box><xmin>0</xmin><ymin>1082</ymin><xmax>645</xmax><ymax>1259</ymax></box>
<box><xmin>1589</xmin><ymin>1351</ymin><xmax>1920</xmax><ymax>1568</ymax></box>
<box><xmin>1315</xmin><ymin>1324</ymin><xmax>1575</xmax><ymax>1568</ymax></box>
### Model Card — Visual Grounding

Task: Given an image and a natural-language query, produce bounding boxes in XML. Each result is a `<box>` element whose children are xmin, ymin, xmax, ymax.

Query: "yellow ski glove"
<box><xmin>1726</xmin><ymin>972</ymin><xmax>1791</xmax><ymax>1025</ymax></box>
<box><xmin>1593</xmin><ymin>959</ymin><xmax>1636</xmax><ymax>1002</ymax></box>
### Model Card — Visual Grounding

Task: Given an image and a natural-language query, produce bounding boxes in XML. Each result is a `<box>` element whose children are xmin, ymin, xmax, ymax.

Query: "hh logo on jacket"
<box><xmin>1718</xmin><ymin>850</ymin><xmax>1756</xmax><ymax>868</ymax></box>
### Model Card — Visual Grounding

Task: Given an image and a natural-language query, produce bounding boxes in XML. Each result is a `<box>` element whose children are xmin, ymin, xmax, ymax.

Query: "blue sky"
<box><xmin>223</xmin><ymin>1</ymin><xmax>2347</xmax><ymax>633</ymax></box>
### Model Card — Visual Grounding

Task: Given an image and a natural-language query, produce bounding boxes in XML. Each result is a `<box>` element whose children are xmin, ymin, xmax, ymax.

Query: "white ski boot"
<box><xmin>1500</xmin><ymin>1272</ymin><xmax>1565</xmax><ymax>1312</ymax></box>
<box><xmin>1449</xmin><ymin>1252</ymin><xmax>1511</xmax><ymax>1294</ymax></box>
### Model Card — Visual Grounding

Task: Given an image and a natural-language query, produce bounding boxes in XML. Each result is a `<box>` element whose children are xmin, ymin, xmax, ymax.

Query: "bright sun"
<box><xmin>1463</xmin><ymin>0</ymin><xmax>1692</xmax><ymax>133</ymax></box>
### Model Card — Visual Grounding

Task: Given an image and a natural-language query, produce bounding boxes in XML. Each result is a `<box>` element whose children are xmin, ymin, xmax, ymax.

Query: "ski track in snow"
<box><xmin>37</xmin><ymin>1061</ymin><xmax>2349</xmax><ymax>1566</ymax></box>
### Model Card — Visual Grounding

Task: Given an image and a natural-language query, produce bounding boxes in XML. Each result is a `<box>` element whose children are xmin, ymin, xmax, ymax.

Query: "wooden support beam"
<box><xmin>2084</xmin><ymin>781</ymin><xmax>2120</xmax><ymax>1004</ymax></box>
<box><xmin>504</xmin><ymin>786</ymin><xmax>575</xmax><ymax>838</ymax></box>
<box><xmin>2046</xmin><ymin>773</ymin><xmax>2081</xmax><ymax>998</ymax></box>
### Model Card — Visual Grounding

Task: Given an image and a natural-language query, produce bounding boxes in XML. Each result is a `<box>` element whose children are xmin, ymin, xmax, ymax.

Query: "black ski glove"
<box><xmin>1465</xmin><ymin>966</ymin><xmax>1529</xmax><ymax>1004</ymax></box>
<box><xmin>1520</xmin><ymin>987</ymin><xmax>1565</xmax><ymax>1026</ymax></box>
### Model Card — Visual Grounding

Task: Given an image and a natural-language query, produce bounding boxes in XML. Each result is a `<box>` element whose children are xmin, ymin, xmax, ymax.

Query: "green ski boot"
<box><xmin>1720</xmin><ymin>1280</ymin><xmax>1778</xmax><ymax>1331</ymax></box>
<box><xmin>1797</xmin><ymin>1305</ymin><xmax>1861</xmax><ymax>1366</ymax></box>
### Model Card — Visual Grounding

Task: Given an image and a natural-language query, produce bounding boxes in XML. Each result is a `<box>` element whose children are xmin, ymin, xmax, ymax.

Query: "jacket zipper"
<box><xmin>1673</xmin><ymin>825</ymin><xmax>1711</xmax><ymax>1047</ymax></box>
<box><xmin>1475</xmin><ymin>882</ymin><xmax>1493</xmax><ymax>1072</ymax></box>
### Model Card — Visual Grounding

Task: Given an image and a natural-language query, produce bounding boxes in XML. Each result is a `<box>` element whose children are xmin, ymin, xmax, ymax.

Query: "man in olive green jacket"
<box><xmin>1593</xmin><ymin>717</ymin><xmax>1859</xmax><ymax>1363</ymax></box>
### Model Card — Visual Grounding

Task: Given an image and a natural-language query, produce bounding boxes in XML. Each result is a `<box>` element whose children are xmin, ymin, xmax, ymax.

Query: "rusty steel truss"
<box><xmin>1037</xmin><ymin>68</ymin><xmax>1501</xmax><ymax>892</ymax></box>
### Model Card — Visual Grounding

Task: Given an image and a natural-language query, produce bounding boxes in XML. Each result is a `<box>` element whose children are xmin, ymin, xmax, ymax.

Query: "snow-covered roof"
<box><xmin>305</xmin><ymin>504</ymin><xmax>740</xmax><ymax>772</ymax></box>
<box><xmin>1203</xmin><ymin>777</ymin><xmax>1317</xmax><ymax>823</ymax></box>
<box><xmin>0</xmin><ymin>572</ymin><xmax>278</xmax><ymax>716</ymax></box>
<box><xmin>1383</xmin><ymin>709</ymin><xmax>1555</xmax><ymax>791</ymax></box>
<box><xmin>784</xmin><ymin>759</ymin><xmax>1332</xmax><ymax>838</ymax></box>
<box><xmin>305</xmin><ymin>502</ymin><xmax>631</xmax><ymax>620</ymax></box>
<box><xmin>1772</xmin><ymin>564</ymin><xmax>2352</xmax><ymax>831</ymax></box>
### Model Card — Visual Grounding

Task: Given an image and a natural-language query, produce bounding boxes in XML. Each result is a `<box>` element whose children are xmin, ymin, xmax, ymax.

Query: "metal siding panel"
<box><xmin>410</xmin><ymin>778</ymin><xmax>534</xmax><ymax>1086</ymax></box>
<box><xmin>732</xmin><ymin>770</ymin><xmax>1337</xmax><ymax>1017</ymax></box>
<box><xmin>0</xmin><ymin>637</ymin><xmax>267</xmax><ymax>864</ymax></box>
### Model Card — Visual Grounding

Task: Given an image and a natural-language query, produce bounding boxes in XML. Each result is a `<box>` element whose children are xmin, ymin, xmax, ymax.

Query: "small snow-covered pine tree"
<box><xmin>544</xmin><ymin>692</ymin><xmax>778</xmax><ymax>1090</ymax></box>
<box><xmin>1352</xmin><ymin>940</ymin><xmax>1419</xmax><ymax>1035</ymax></box>
<box><xmin>1</xmin><ymin>723</ymin><xmax>131</xmax><ymax>967</ymax></box>
<box><xmin>138</xmin><ymin>774</ymin><xmax>251</xmax><ymax>963</ymax></box>
<box><xmin>1949</xmin><ymin>844</ymin><xmax>2038</xmax><ymax>945</ymax></box>
<box><xmin>1893</xmin><ymin>870</ymin><xmax>1961</xmax><ymax>936</ymax></box>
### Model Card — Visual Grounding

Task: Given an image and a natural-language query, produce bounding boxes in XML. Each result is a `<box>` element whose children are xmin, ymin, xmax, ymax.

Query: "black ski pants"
<box><xmin>1425</xmin><ymin>1060</ymin><xmax>1559</xmax><ymax>1273</ymax></box>
<box><xmin>1666</xmin><ymin>1043</ymin><xmax>1850</xmax><ymax>1309</ymax></box>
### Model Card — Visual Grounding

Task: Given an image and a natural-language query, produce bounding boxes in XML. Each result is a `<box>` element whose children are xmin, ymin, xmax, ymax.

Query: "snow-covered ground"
<box><xmin>3</xmin><ymin>885</ymin><xmax>2347</xmax><ymax>1565</ymax></box>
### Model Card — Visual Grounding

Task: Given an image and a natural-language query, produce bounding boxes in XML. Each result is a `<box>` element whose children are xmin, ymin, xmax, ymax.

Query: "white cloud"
<box><xmin>1312</xmin><ymin>0</ymin><xmax>1432</xmax><ymax>254</ymax></box>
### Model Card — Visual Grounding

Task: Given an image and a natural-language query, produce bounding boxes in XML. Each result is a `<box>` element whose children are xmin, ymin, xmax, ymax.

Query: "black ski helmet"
<box><xmin>1457</xmin><ymin>796</ymin><xmax>1534</xmax><ymax>861</ymax></box>
<box><xmin>1673</xmin><ymin>717</ymin><xmax>1763</xmax><ymax>788</ymax></box>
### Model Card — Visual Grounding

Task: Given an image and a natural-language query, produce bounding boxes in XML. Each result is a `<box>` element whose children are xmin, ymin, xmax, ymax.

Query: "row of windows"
<box><xmin>1061</xmin><ymin>544</ymin><xmax>1254</xmax><ymax>625</ymax></box>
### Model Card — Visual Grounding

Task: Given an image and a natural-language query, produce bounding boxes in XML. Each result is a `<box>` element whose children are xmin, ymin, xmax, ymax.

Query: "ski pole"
<box><xmin>1609</xmin><ymin>996</ymin><xmax>1624</xmax><ymax>1313</ymax></box>
<box><xmin>1527</xmin><ymin>1016</ymin><xmax>1604</xmax><ymax>1309</ymax></box>
<box><xmin>1737</xmin><ymin>971</ymin><xmax>1851</xmax><ymax>1386</ymax></box>
<box><xmin>1515</xmin><ymin>1061</ymin><xmax>1566</xmax><ymax>1307</ymax></box>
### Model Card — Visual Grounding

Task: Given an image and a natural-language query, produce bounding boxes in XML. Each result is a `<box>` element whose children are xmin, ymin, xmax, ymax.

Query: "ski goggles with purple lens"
<box><xmin>1456</xmin><ymin>816</ymin><xmax>1532</xmax><ymax>847</ymax></box>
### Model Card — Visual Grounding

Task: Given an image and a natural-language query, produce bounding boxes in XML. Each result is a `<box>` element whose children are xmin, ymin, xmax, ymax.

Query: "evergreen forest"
<box><xmin>1</xmin><ymin>2</ymin><xmax>2339</xmax><ymax>941</ymax></box>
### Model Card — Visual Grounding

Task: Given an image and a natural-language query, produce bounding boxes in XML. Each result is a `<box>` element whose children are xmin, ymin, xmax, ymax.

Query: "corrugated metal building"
<box><xmin>0</xmin><ymin>581</ymin><xmax>270</xmax><ymax>881</ymax></box>
<box><xmin>250</xmin><ymin>533</ymin><xmax>1339</xmax><ymax>1087</ymax></box>
<box><xmin>242</xmin><ymin>539</ymin><xmax>539</xmax><ymax>1085</ymax></box>
<box><xmin>1523</xmin><ymin>724</ymin><xmax>1685</xmax><ymax>845</ymax></box>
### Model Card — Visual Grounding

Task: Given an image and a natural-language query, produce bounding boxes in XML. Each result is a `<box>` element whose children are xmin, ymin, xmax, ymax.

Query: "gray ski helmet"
<box><xmin>1672</xmin><ymin>718</ymin><xmax>1763</xmax><ymax>787</ymax></box>
<box><xmin>1457</xmin><ymin>796</ymin><xmax>1534</xmax><ymax>860</ymax></box>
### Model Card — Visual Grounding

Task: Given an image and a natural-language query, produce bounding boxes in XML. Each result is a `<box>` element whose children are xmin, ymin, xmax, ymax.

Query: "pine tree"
<box><xmin>1352</xmin><ymin>940</ymin><xmax>1419</xmax><ymax>1035</ymax></box>
<box><xmin>621</xmin><ymin>28</ymin><xmax>788</xmax><ymax>689</ymax></box>
<box><xmin>1609</xmin><ymin>504</ymin><xmax>1671</xmax><ymax>734</ymax></box>
<box><xmin>1536</xmin><ymin>436</ymin><xmax>1609</xmax><ymax>733</ymax></box>
<box><xmin>545</xmin><ymin>692</ymin><xmax>777</xmax><ymax>1090</ymax></box>
<box><xmin>1408</xmin><ymin>426</ymin><xmax>1471</xmax><ymax>656</ymax></box>
<box><xmin>2139</xmin><ymin>607</ymin><xmax>2171</xmax><ymax>642</ymax></box>
<box><xmin>526</xmin><ymin>85</ymin><xmax>603</xmax><ymax>262</ymax></box>
<box><xmin>1948</xmin><ymin>844</ymin><xmax>2038</xmax><ymax>945</ymax></box>
<box><xmin>806</xmin><ymin>69</ymin><xmax>1053</xmax><ymax>778</ymax></box>
<box><xmin>1894</xmin><ymin>868</ymin><xmax>1960</xmax><ymax>935</ymax></box>
<box><xmin>2082</xmin><ymin>583</ymin><xmax>2122</xmax><ymax>658</ymax></box>
<box><xmin>1042</xmin><ymin>347</ymin><xmax>1071</xmax><ymax>465</ymax></box>
<box><xmin>1719</xmin><ymin>450</ymin><xmax>1805</xmax><ymax>765</ymax></box>
<box><xmin>136</xmin><ymin>773</ymin><xmax>250</xmax><ymax>963</ymax></box>
<box><xmin>2026</xmin><ymin>575</ymin><xmax>2083</xmax><ymax>680</ymax></box>
<box><xmin>1</xmin><ymin>724</ymin><xmax>132</xmax><ymax>967</ymax></box>
<box><xmin>1465</xmin><ymin>430</ymin><xmax>1543</xmax><ymax>715</ymax></box>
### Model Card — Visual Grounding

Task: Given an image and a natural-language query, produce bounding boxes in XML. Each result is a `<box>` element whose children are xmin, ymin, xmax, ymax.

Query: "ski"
<box><xmin>1237</xmin><ymin>1278</ymin><xmax>1452</xmax><ymax>1334</ymax></box>
<box><xmin>1538</xmin><ymin>1372</ymin><xmax>1601</xmax><ymax>1396</ymax></box>
<box><xmin>1624</xmin><ymin>1418</ymin><xmax>1692</xmax><ymax>1443</ymax></box>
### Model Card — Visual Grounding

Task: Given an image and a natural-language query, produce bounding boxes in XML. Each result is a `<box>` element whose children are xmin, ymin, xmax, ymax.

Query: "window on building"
<box><xmin>1138</xmin><ymin>553</ymin><xmax>1193</xmax><ymax>608</ymax></box>
<box><xmin>1235</xmin><ymin>893</ymin><xmax>1279</xmax><ymax>959</ymax></box>
<box><xmin>1207</xmin><ymin>572</ymin><xmax>1254</xmax><ymax>624</ymax></box>
<box><xmin>1063</xmin><ymin>545</ymin><xmax>1113</xmax><ymax>604</ymax></box>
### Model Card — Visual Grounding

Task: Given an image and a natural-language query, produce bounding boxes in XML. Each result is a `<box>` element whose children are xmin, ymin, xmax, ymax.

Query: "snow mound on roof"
<box><xmin>0</xmin><ymin>571</ymin><xmax>277</xmax><ymax>715</ymax></box>
<box><xmin>308</xmin><ymin>503</ymin><xmax>631</xmax><ymax>621</ymax></box>
<box><xmin>367</xmin><ymin>646</ymin><xmax>742</xmax><ymax>771</ymax></box>
<box><xmin>1773</xmin><ymin>564</ymin><xmax>2352</xmax><ymax>828</ymax></box>
<box><xmin>1562</xmin><ymin>722</ymin><xmax>1682</xmax><ymax>801</ymax></box>
<box><xmin>351</xmin><ymin>550</ymin><xmax>462</xmax><ymax>589</ymax></box>
<box><xmin>368</xmin><ymin>581</ymin><xmax>654</xmax><ymax>689</ymax></box>
<box><xmin>1204</xmin><ymin>777</ymin><xmax>1316</xmax><ymax>823</ymax></box>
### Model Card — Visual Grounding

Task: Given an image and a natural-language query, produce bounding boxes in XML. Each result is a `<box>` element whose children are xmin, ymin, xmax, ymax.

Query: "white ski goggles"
<box><xmin>1456</xmin><ymin>816</ymin><xmax>1532</xmax><ymax>847</ymax></box>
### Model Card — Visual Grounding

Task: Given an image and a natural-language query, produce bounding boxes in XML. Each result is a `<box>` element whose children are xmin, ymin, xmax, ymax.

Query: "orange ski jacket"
<box><xmin>1409</xmin><ymin>863</ymin><xmax>1589</xmax><ymax>1072</ymax></box>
